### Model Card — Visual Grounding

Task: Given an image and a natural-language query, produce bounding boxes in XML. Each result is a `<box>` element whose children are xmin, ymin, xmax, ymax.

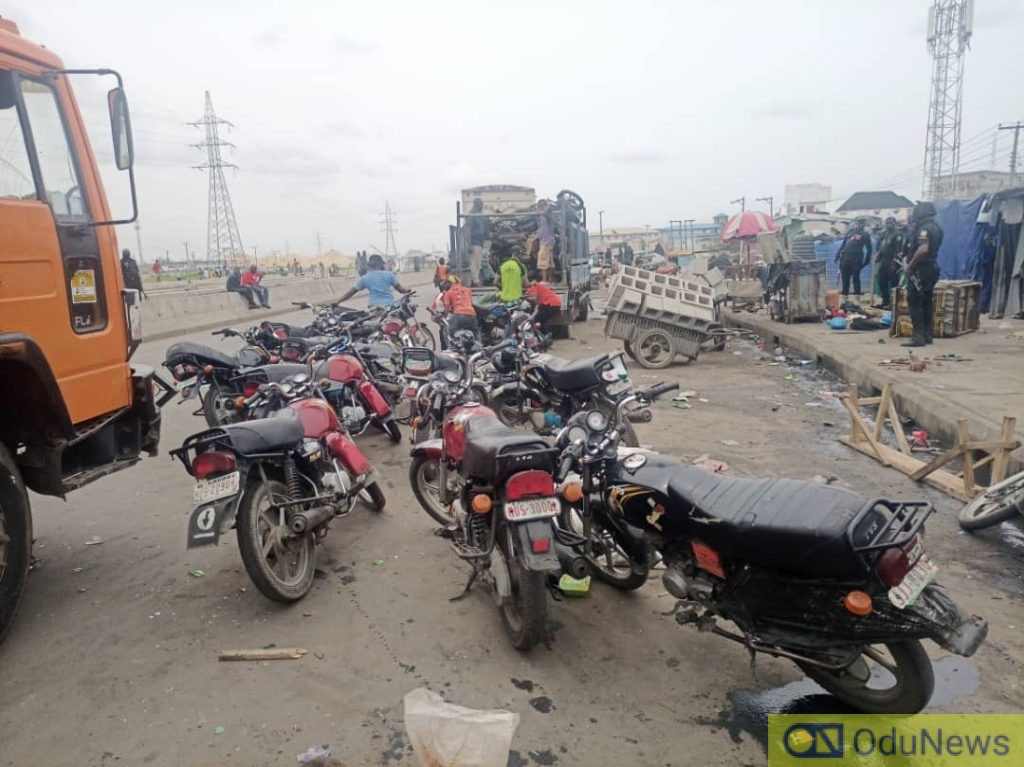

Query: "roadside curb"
<box><xmin>725</xmin><ymin>311</ymin><xmax>1023</xmax><ymax>475</ymax></box>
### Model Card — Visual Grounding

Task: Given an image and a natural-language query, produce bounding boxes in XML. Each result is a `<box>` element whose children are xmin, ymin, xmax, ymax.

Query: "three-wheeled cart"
<box><xmin>603</xmin><ymin>265</ymin><xmax>728</xmax><ymax>368</ymax></box>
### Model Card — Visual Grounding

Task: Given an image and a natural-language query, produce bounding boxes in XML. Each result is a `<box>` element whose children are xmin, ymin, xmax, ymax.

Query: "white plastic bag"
<box><xmin>404</xmin><ymin>688</ymin><xmax>520</xmax><ymax>767</ymax></box>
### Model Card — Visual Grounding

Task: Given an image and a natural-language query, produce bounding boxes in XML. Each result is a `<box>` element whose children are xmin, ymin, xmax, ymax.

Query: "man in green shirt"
<box><xmin>496</xmin><ymin>251</ymin><xmax>527</xmax><ymax>303</ymax></box>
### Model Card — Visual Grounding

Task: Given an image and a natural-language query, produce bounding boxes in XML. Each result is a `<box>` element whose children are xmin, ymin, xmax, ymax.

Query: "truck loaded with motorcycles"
<box><xmin>0</xmin><ymin>19</ymin><xmax>169</xmax><ymax>640</ymax></box>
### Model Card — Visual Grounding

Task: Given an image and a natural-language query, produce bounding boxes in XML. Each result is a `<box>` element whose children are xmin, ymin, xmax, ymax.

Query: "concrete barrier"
<box><xmin>141</xmin><ymin>277</ymin><xmax>350</xmax><ymax>341</ymax></box>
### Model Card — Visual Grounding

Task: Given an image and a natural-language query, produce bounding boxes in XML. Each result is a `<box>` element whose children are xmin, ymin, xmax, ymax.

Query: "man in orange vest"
<box><xmin>441</xmin><ymin>276</ymin><xmax>480</xmax><ymax>341</ymax></box>
<box><xmin>525</xmin><ymin>272</ymin><xmax>562</xmax><ymax>332</ymax></box>
<box><xmin>433</xmin><ymin>257</ymin><xmax>449</xmax><ymax>289</ymax></box>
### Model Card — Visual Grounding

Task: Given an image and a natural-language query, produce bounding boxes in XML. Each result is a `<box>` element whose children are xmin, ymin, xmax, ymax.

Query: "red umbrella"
<box><xmin>720</xmin><ymin>210</ymin><xmax>778</xmax><ymax>241</ymax></box>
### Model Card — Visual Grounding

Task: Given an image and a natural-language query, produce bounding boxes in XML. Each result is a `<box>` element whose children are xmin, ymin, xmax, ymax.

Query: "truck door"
<box><xmin>0</xmin><ymin>70</ymin><xmax>127</xmax><ymax>423</ymax></box>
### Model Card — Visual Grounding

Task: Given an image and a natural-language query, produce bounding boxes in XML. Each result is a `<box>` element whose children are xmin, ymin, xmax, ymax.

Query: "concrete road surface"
<box><xmin>2</xmin><ymin>292</ymin><xmax>1021</xmax><ymax>767</ymax></box>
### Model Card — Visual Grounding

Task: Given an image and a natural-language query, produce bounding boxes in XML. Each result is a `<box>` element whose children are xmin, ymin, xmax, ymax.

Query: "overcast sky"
<box><xmin>7</xmin><ymin>0</ymin><xmax>1023</xmax><ymax>260</ymax></box>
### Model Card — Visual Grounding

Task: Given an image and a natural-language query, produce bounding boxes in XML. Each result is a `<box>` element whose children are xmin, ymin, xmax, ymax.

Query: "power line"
<box><xmin>190</xmin><ymin>91</ymin><xmax>244</xmax><ymax>268</ymax></box>
<box><xmin>999</xmin><ymin>122</ymin><xmax>1024</xmax><ymax>185</ymax></box>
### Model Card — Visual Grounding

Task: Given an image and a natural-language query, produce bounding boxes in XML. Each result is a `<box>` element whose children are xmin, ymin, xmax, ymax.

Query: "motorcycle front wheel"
<box><xmin>409</xmin><ymin>325</ymin><xmax>436</xmax><ymax>350</ymax></box>
<box><xmin>958</xmin><ymin>470</ymin><xmax>1024</xmax><ymax>530</ymax></box>
<box><xmin>496</xmin><ymin>524</ymin><xmax>547</xmax><ymax>651</ymax></box>
<box><xmin>559</xmin><ymin>505</ymin><xmax>648</xmax><ymax>590</ymax></box>
<box><xmin>236</xmin><ymin>479</ymin><xmax>316</xmax><ymax>603</ymax></box>
<box><xmin>796</xmin><ymin>640</ymin><xmax>935</xmax><ymax>714</ymax></box>
<box><xmin>409</xmin><ymin>456</ymin><xmax>451</xmax><ymax>526</ymax></box>
<box><xmin>376</xmin><ymin>416</ymin><xmax>403</xmax><ymax>444</ymax></box>
<box><xmin>358</xmin><ymin>481</ymin><xmax>386</xmax><ymax>512</ymax></box>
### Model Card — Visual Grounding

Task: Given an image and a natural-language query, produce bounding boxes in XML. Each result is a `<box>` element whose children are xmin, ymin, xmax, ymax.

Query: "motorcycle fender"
<box><xmin>513</xmin><ymin>520</ymin><xmax>560</xmax><ymax>573</ymax></box>
<box><xmin>593</xmin><ymin>509</ymin><xmax>651</xmax><ymax>567</ymax></box>
<box><xmin>410</xmin><ymin>439</ymin><xmax>443</xmax><ymax>460</ymax></box>
<box><xmin>358</xmin><ymin>380</ymin><xmax>392</xmax><ymax>417</ymax></box>
<box><xmin>187</xmin><ymin>470</ymin><xmax>248</xmax><ymax>549</ymax></box>
<box><xmin>325</xmin><ymin>431</ymin><xmax>373</xmax><ymax>476</ymax></box>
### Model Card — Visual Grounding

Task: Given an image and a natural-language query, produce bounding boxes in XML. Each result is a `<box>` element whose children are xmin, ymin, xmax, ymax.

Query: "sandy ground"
<box><xmin>1</xmin><ymin>295</ymin><xmax>1021</xmax><ymax>767</ymax></box>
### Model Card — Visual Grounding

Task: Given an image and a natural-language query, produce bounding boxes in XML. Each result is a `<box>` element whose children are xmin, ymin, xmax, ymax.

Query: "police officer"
<box><xmin>874</xmin><ymin>216</ymin><xmax>905</xmax><ymax>309</ymax></box>
<box><xmin>835</xmin><ymin>218</ymin><xmax>872</xmax><ymax>297</ymax></box>
<box><xmin>901</xmin><ymin>202</ymin><xmax>943</xmax><ymax>348</ymax></box>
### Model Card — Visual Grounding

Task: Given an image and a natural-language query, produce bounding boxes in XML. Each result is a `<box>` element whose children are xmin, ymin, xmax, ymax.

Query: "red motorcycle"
<box><xmin>408</xmin><ymin>356</ymin><xmax>561</xmax><ymax>650</ymax></box>
<box><xmin>372</xmin><ymin>292</ymin><xmax>436</xmax><ymax>350</ymax></box>
<box><xmin>172</xmin><ymin>373</ymin><xmax>385</xmax><ymax>603</ymax></box>
<box><xmin>315</xmin><ymin>351</ymin><xmax>402</xmax><ymax>442</ymax></box>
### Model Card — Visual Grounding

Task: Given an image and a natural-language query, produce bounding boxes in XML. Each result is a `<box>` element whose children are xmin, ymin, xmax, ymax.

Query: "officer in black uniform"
<box><xmin>836</xmin><ymin>218</ymin><xmax>872</xmax><ymax>297</ymax></box>
<box><xmin>901</xmin><ymin>202</ymin><xmax>943</xmax><ymax>348</ymax></box>
<box><xmin>874</xmin><ymin>216</ymin><xmax>905</xmax><ymax>309</ymax></box>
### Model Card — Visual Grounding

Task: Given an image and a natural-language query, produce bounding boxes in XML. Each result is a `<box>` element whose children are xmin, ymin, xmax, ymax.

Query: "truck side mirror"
<box><xmin>107</xmin><ymin>87</ymin><xmax>134</xmax><ymax>171</ymax></box>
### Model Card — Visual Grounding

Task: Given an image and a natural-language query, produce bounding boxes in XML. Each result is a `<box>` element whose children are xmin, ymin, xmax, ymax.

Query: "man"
<box><xmin>536</xmin><ymin>201</ymin><xmax>556</xmax><ymax>282</ymax></box>
<box><xmin>874</xmin><ymin>216</ymin><xmax>905</xmax><ymax>309</ymax></box>
<box><xmin>495</xmin><ymin>248</ymin><xmax>527</xmax><ymax>304</ymax></box>
<box><xmin>241</xmin><ymin>264</ymin><xmax>271</xmax><ymax>308</ymax></box>
<box><xmin>120</xmin><ymin>248</ymin><xmax>145</xmax><ymax>299</ymax></box>
<box><xmin>467</xmin><ymin>197</ymin><xmax>489</xmax><ymax>286</ymax></box>
<box><xmin>226</xmin><ymin>267</ymin><xmax>259</xmax><ymax>309</ymax></box>
<box><xmin>836</xmin><ymin>219</ymin><xmax>872</xmax><ymax>297</ymax></box>
<box><xmin>433</xmin><ymin>257</ymin><xmax>449</xmax><ymax>289</ymax></box>
<box><xmin>901</xmin><ymin>202</ymin><xmax>944</xmax><ymax>348</ymax></box>
<box><xmin>336</xmin><ymin>254</ymin><xmax>411</xmax><ymax>307</ymax></box>
<box><xmin>441</xmin><ymin>276</ymin><xmax>480</xmax><ymax>341</ymax></box>
<box><xmin>526</xmin><ymin>272</ymin><xmax>563</xmax><ymax>331</ymax></box>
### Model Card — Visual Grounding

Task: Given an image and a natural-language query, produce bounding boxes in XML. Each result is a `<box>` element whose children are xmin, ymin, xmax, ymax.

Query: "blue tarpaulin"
<box><xmin>934</xmin><ymin>196</ymin><xmax>986</xmax><ymax>279</ymax></box>
<box><xmin>814</xmin><ymin>238</ymin><xmax>875</xmax><ymax>289</ymax></box>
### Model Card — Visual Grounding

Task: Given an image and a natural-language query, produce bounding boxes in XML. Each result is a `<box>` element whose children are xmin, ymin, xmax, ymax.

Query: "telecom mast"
<box><xmin>922</xmin><ymin>0</ymin><xmax>974</xmax><ymax>201</ymax></box>
<box><xmin>381</xmin><ymin>202</ymin><xmax>399</xmax><ymax>261</ymax></box>
<box><xmin>191</xmin><ymin>91</ymin><xmax>244</xmax><ymax>267</ymax></box>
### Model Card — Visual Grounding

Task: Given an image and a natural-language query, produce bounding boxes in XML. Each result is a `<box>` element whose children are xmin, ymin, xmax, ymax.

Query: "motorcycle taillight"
<box><xmin>243</xmin><ymin>380</ymin><xmax>260</xmax><ymax>397</ymax></box>
<box><xmin>192</xmin><ymin>450</ymin><xmax>237</xmax><ymax>479</ymax></box>
<box><xmin>875</xmin><ymin>534</ymin><xmax>923</xmax><ymax>587</ymax></box>
<box><xmin>506</xmin><ymin>469</ymin><xmax>554</xmax><ymax>501</ymax></box>
<box><xmin>173</xmin><ymin>363</ymin><xmax>199</xmax><ymax>381</ymax></box>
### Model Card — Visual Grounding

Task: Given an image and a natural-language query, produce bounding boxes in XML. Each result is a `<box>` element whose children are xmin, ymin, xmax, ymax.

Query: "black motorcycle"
<box><xmin>554</xmin><ymin>388</ymin><xmax>988</xmax><ymax>714</ymax></box>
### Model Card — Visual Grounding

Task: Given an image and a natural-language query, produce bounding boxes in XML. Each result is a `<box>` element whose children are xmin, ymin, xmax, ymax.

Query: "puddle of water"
<box><xmin>711</xmin><ymin>655</ymin><xmax>980</xmax><ymax>750</ymax></box>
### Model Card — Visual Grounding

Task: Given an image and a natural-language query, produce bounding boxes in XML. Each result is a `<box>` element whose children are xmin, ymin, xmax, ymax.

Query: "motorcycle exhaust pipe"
<box><xmin>555</xmin><ymin>541</ymin><xmax>590</xmax><ymax>579</ymax></box>
<box><xmin>289</xmin><ymin>505</ymin><xmax>335</xmax><ymax>534</ymax></box>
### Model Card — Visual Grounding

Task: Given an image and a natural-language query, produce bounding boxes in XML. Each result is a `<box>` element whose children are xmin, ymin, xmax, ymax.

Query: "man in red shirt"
<box><xmin>241</xmin><ymin>264</ymin><xmax>270</xmax><ymax>308</ymax></box>
<box><xmin>441</xmin><ymin>276</ymin><xmax>480</xmax><ymax>342</ymax></box>
<box><xmin>525</xmin><ymin>272</ymin><xmax>562</xmax><ymax>332</ymax></box>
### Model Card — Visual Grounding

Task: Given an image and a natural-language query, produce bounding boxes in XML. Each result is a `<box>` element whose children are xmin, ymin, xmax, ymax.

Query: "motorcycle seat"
<box><xmin>541</xmin><ymin>354</ymin><xmax>608</xmax><ymax>391</ymax></box>
<box><xmin>461</xmin><ymin>415</ymin><xmax>552</xmax><ymax>481</ymax></box>
<box><xmin>165</xmin><ymin>342</ymin><xmax>240</xmax><ymax>369</ymax></box>
<box><xmin>274</xmin><ymin>323</ymin><xmax>314</xmax><ymax>339</ymax></box>
<box><xmin>218</xmin><ymin>409</ymin><xmax>306</xmax><ymax>454</ymax></box>
<box><xmin>666</xmin><ymin>467</ymin><xmax>868</xmax><ymax>578</ymax></box>
<box><xmin>241</xmin><ymin>363</ymin><xmax>310</xmax><ymax>383</ymax></box>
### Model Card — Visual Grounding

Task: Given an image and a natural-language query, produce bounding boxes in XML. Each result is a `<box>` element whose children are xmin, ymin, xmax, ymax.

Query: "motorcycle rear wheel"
<box><xmin>378</xmin><ymin>416</ymin><xmax>402</xmax><ymax>444</ymax></box>
<box><xmin>497</xmin><ymin>525</ymin><xmax>547</xmax><ymax>651</ymax></box>
<box><xmin>236</xmin><ymin>479</ymin><xmax>316</xmax><ymax>603</ymax></box>
<box><xmin>958</xmin><ymin>470</ymin><xmax>1024</xmax><ymax>530</ymax></box>
<box><xmin>410</xmin><ymin>325</ymin><xmax>436</xmax><ymax>350</ymax></box>
<box><xmin>409</xmin><ymin>456</ymin><xmax>451</xmax><ymax>526</ymax></box>
<box><xmin>559</xmin><ymin>506</ymin><xmax>648</xmax><ymax>590</ymax></box>
<box><xmin>202</xmin><ymin>385</ymin><xmax>239</xmax><ymax>427</ymax></box>
<box><xmin>796</xmin><ymin>640</ymin><xmax>934</xmax><ymax>714</ymax></box>
<box><xmin>358</xmin><ymin>481</ymin><xmax>386</xmax><ymax>512</ymax></box>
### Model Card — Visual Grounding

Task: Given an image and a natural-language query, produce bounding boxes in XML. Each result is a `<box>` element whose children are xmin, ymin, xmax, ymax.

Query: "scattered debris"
<box><xmin>218</xmin><ymin>648</ymin><xmax>309</xmax><ymax>662</ymax></box>
<box><xmin>678</xmin><ymin>390</ymin><xmax>698</xmax><ymax>399</ymax></box>
<box><xmin>720</xmin><ymin>440</ymin><xmax>739</xmax><ymax>447</ymax></box>
<box><xmin>404</xmin><ymin>687</ymin><xmax>520</xmax><ymax>767</ymax></box>
<box><xmin>558</xmin><ymin>574</ymin><xmax>591</xmax><ymax>596</ymax></box>
<box><xmin>811</xmin><ymin>474</ymin><xmax>838</xmax><ymax>485</ymax></box>
<box><xmin>84</xmin><ymin>536</ymin><xmax>105</xmax><ymax>546</ymax></box>
<box><xmin>372</xmin><ymin>559</ymin><xmax>386</xmax><ymax>567</ymax></box>
<box><xmin>297</xmin><ymin>745</ymin><xmax>331</xmax><ymax>764</ymax></box>
<box><xmin>214</xmin><ymin>727</ymin><xmax>225</xmax><ymax>735</ymax></box>
<box><xmin>909</xmin><ymin>358</ymin><xmax>928</xmax><ymax>373</ymax></box>
<box><xmin>771</xmin><ymin>403</ymin><xmax>782</xmax><ymax>412</ymax></box>
<box><xmin>77</xmin><ymin>586</ymin><xmax>88</xmax><ymax>593</ymax></box>
<box><xmin>188</xmin><ymin>569</ymin><xmax>205</xmax><ymax>578</ymax></box>
<box><xmin>784</xmin><ymin>374</ymin><xmax>795</xmax><ymax>381</ymax></box>
<box><xmin>692</xmin><ymin>454</ymin><xmax>729</xmax><ymax>473</ymax></box>
<box><xmin>72</xmin><ymin>566</ymin><xmax>83</xmax><ymax>574</ymax></box>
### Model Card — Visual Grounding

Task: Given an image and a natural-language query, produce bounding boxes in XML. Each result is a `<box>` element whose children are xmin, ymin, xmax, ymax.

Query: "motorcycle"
<box><xmin>407</xmin><ymin>359</ymin><xmax>561</xmax><ymax>650</ymax></box>
<box><xmin>313</xmin><ymin>349</ymin><xmax>403</xmax><ymax>443</ymax></box>
<box><xmin>372</xmin><ymin>292</ymin><xmax>435</xmax><ymax>350</ymax></box>
<box><xmin>163</xmin><ymin>327</ymin><xmax>274</xmax><ymax>427</ymax></box>
<box><xmin>171</xmin><ymin>372</ymin><xmax>386</xmax><ymax>603</ymax></box>
<box><xmin>487</xmin><ymin>348</ymin><xmax>645</xmax><ymax>447</ymax></box>
<box><xmin>555</xmin><ymin>388</ymin><xmax>988</xmax><ymax>714</ymax></box>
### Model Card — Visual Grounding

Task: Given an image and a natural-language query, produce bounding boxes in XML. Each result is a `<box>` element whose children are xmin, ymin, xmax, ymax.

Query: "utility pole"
<box><xmin>730</xmin><ymin>196</ymin><xmax>746</xmax><ymax>211</ymax></box>
<box><xmin>191</xmin><ymin>91</ymin><xmax>244</xmax><ymax>269</ymax></box>
<box><xmin>381</xmin><ymin>202</ymin><xmax>399</xmax><ymax>262</ymax></box>
<box><xmin>133</xmin><ymin>221</ymin><xmax>144</xmax><ymax>264</ymax></box>
<box><xmin>756</xmin><ymin>196</ymin><xmax>774</xmax><ymax>218</ymax></box>
<box><xmin>684</xmin><ymin>219</ymin><xmax>695</xmax><ymax>251</ymax></box>
<box><xmin>999</xmin><ymin>122</ymin><xmax>1024</xmax><ymax>185</ymax></box>
<box><xmin>598</xmin><ymin>210</ymin><xmax>604</xmax><ymax>248</ymax></box>
<box><xmin>182</xmin><ymin>241</ymin><xmax>189</xmax><ymax>267</ymax></box>
<box><xmin>669</xmin><ymin>219</ymin><xmax>683</xmax><ymax>251</ymax></box>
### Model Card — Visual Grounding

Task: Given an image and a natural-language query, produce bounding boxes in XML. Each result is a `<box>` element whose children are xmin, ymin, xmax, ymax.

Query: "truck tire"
<box><xmin>0</xmin><ymin>442</ymin><xmax>32</xmax><ymax>642</ymax></box>
<box><xmin>575</xmin><ymin>299</ymin><xmax>590</xmax><ymax>322</ymax></box>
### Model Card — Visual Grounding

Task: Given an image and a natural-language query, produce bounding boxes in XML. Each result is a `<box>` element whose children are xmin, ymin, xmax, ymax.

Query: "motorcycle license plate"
<box><xmin>888</xmin><ymin>555</ymin><xmax>938</xmax><ymax>609</ymax></box>
<box><xmin>193</xmin><ymin>472</ymin><xmax>240</xmax><ymax>505</ymax></box>
<box><xmin>180</xmin><ymin>386</ymin><xmax>196</xmax><ymax>401</ymax></box>
<box><xmin>607</xmin><ymin>380</ymin><xmax>631</xmax><ymax>396</ymax></box>
<box><xmin>505</xmin><ymin>497</ymin><xmax>559</xmax><ymax>522</ymax></box>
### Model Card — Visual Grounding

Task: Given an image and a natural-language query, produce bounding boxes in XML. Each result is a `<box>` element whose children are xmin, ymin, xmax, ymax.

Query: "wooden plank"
<box><xmin>873</xmin><ymin>383</ymin><xmax>892</xmax><ymax>443</ymax></box>
<box><xmin>909</xmin><ymin>444</ymin><xmax>965</xmax><ymax>481</ymax></box>
<box><xmin>218</xmin><ymin>648</ymin><xmax>308</xmax><ymax>661</ymax></box>
<box><xmin>888</xmin><ymin>400</ymin><xmax>911</xmax><ymax>455</ymax></box>
<box><xmin>991</xmin><ymin>417</ymin><xmax>1017</xmax><ymax>484</ymax></box>
<box><xmin>959</xmin><ymin>419</ymin><xmax>975</xmax><ymax>497</ymax></box>
<box><xmin>962</xmin><ymin>440</ymin><xmax>1020</xmax><ymax>452</ymax></box>
<box><xmin>857</xmin><ymin>396</ymin><xmax>884</xmax><ymax>406</ymax></box>
<box><xmin>840</xmin><ymin>437</ymin><xmax>974</xmax><ymax>502</ymax></box>
<box><xmin>847</xmin><ymin>384</ymin><xmax>865</xmax><ymax>443</ymax></box>
<box><xmin>970</xmin><ymin>453</ymin><xmax>995</xmax><ymax>472</ymax></box>
<box><xmin>843</xmin><ymin>398</ymin><xmax>889</xmax><ymax>466</ymax></box>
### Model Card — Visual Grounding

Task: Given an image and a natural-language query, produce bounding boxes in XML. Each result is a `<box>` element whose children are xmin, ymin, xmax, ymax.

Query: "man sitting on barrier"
<box><xmin>226</xmin><ymin>267</ymin><xmax>259</xmax><ymax>309</ymax></box>
<box><xmin>241</xmin><ymin>264</ymin><xmax>271</xmax><ymax>308</ymax></box>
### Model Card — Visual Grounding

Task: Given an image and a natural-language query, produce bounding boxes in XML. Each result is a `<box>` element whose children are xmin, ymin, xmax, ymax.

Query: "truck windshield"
<box><xmin>0</xmin><ymin>72</ymin><xmax>36</xmax><ymax>201</ymax></box>
<box><xmin>19</xmin><ymin>78</ymin><xmax>87</xmax><ymax>219</ymax></box>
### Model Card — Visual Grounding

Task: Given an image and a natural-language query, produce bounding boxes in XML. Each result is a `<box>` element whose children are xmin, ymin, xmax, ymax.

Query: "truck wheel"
<box><xmin>576</xmin><ymin>299</ymin><xmax>590</xmax><ymax>322</ymax></box>
<box><xmin>0</xmin><ymin>442</ymin><xmax>32</xmax><ymax>642</ymax></box>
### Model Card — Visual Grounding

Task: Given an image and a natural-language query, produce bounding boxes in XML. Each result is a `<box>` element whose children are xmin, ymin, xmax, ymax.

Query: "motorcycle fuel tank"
<box><xmin>288</xmin><ymin>398</ymin><xmax>342</xmax><ymax>439</ymax></box>
<box><xmin>321</xmin><ymin>354</ymin><xmax>364</xmax><ymax>383</ymax></box>
<box><xmin>442</xmin><ymin>402</ymin><xmax>496</xmax><ymax>464</ymax></box>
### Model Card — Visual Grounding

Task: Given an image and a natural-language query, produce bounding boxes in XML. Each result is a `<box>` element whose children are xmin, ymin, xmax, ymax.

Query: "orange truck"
<box><xmin>0</xmin><ymin>18</ymin><xmax>171</xmax><ymax>639</ymax></box>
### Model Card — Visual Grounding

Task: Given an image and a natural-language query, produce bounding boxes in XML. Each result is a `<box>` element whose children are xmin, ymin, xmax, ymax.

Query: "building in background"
<box><xmin>835</xmin><ymin>191</ymin><xmax>915</xmax><ymax>221</ymax></box>
<box><xmin>784</xmin><ymin>183</ymin><xmax>832</xmax><ymax>214</ymax></box>
<box><xmin>937</xmin><ymin>170</ymin><xmax>1015</xmax><ymax>198</ymax></box>
<box><xmin>589</xmin><ymin>226</ymin><xmax>663</xmax><ymax>254</ymax></box>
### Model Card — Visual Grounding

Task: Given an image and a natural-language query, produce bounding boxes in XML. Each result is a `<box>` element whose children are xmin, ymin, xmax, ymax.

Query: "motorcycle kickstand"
<box><xmin>449</xmin><ymin>566</ymin><xmax>480</xmax><ymax>602</ymax></box>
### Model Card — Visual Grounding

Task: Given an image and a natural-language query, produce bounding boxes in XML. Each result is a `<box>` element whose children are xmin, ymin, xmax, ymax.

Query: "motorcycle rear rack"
<box><xmin>846</xmin><ymin>498</ymin><xmax>934</xmax><ymax>567</ymax></box>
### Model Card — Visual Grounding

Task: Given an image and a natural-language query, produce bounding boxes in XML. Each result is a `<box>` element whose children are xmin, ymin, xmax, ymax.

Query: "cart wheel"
<box><xmin>634</xmin><ymin>328</ymin><xmax>675</xmax><ymax>369</ymax></box>
<box><xmin>623</xmin><ymin>341</ymin><xmax>637</xmax><ymax>361</ymax></box>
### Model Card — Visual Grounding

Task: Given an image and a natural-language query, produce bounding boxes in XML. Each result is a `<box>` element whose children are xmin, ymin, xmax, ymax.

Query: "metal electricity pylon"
<box><xmin>922</xmin><ymin>1</ymin><xmax>973</xmax><ymax>201</ymax></box>
<box><xmin>381</xmin><ymin>201</ymin><xmax>399</xmax><ymax>261</ymax></box>
<box><xmin>191</xmin><ymin>91</ymin><xmax>244</xmax><ymax>267</ymax></box>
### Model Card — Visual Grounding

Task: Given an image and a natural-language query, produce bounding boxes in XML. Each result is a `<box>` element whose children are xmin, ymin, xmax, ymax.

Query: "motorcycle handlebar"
<box><xmin>637</xmin><ymin>381</ymin><xmax>679</xmax><ymax>401</ymax></box>
<box><xmin>556</xmin><ymin>452</ymin><xmax>576</xmax><ymax>484</ymax></box>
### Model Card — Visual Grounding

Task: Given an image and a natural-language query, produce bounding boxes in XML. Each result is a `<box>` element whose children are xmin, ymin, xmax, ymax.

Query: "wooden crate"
<box><xmin>890</xmin><ymin>281</ymin><xmax>981</xmax><ymax>338</ymax></box>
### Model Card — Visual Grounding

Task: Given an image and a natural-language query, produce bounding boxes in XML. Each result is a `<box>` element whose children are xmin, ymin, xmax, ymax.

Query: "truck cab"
<box><xmin>0</xmin><ymin>18</ymin><xmax>168</xmax><ymax>639</ymax></box>
<box><xmin>448</xmin><ymin>185</ymin><xmax>592</xmax><ymax>337</ymax></box>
